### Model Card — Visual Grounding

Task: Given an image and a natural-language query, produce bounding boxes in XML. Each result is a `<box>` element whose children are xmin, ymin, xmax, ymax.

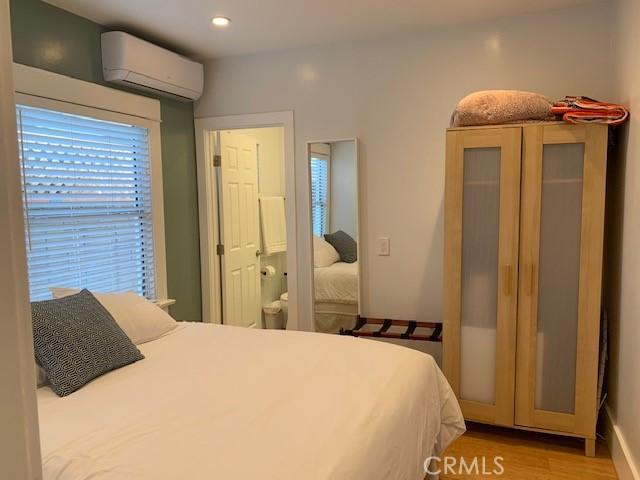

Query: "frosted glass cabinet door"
<box><xmin>444</xmin><ymin>127</ymin><xmax>521</xmax><ymax>427</ymax></box>
<box><xmin>459</xmin><ymin>147</ymin><xmax>500</xmax><ymax>406</ymax></box>
<box><xmin>515</xmin><ymin>124</ymin><xmax>607</xmax><ymax>437</ymax></box>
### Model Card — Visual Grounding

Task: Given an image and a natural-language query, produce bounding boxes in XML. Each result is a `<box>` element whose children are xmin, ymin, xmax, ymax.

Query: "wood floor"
<box><xmin>439</xmin><ymin>422</ymin><xmax>618</xmax><ymax>479</ymax></box>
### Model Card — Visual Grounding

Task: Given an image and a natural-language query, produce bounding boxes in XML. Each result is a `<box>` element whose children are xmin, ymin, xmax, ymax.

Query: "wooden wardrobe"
<box><xmin>443</xmin><ymin>122</ymin><xmax>608</xmax><ymax>456</ymax></box>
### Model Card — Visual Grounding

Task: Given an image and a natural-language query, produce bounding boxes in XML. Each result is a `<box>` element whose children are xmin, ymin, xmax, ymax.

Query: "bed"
<box><xmin>314</xmin><ymin>261</ymin><xmax>359</xmax><ymax>333</ymax></box>
<box><xmin>38</xmin><ymin>322</ymin><xmax>465</xmax><ymax>480</ymax></box>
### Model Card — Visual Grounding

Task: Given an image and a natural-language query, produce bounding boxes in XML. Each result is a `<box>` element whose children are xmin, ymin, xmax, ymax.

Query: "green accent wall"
<box><xmin>10</xmin><ymin>0</ymin><xmax>202</xmax><ymax>321</ymax></box>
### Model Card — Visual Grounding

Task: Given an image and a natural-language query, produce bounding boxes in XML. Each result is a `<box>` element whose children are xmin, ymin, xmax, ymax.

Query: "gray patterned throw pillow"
<box><xmin>31</xmin><ymin>289</ymin><xmax>144</xmax><ymax>397</ymax></box>
<box><xmin>324</xmin><ymin>230</ymin><xmax>357</xmax><ymax>263</ymax></box>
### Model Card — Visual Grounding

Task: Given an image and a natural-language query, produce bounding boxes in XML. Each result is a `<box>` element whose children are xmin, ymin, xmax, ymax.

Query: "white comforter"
<box><xmin>38</xmin><ymin>323</ymin><xmax>464</xmax><ymax>480</ymax></box>
<box><xmin>314</xmin><ymin>261</ymin><xmax>358</xmax><ymax>304</ymax></box>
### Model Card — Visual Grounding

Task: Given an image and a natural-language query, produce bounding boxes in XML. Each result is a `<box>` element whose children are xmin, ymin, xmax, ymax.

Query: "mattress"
<box><xmin>314</xmin><ymin>302</ymin><xmax>357</xmax><ymax>333</ymax></box>
<box><xmin>38</xmin><ymin>322</ymin><xmax>465</xmax><ymax>480</ymax></box>
<box><xmin>314</xmin><ymin>261</ymin><xmax>358</xmax><ymax>304</ymax></box>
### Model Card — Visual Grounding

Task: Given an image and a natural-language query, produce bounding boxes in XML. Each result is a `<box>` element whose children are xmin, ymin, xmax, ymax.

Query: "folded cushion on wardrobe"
<box><xmin>451</xmin><ymin>90</ymin><xmax>553</xmax><ymax>127</ymax></box>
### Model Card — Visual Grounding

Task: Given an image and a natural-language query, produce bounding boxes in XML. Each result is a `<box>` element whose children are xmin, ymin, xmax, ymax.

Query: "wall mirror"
<box><xmin>307</xmin><ymin>139</ymin><xmax>360</xmax><ymax>333</ymax></box>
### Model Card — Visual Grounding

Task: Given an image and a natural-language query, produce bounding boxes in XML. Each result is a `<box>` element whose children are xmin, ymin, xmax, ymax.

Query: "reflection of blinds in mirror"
<box><xmin>310</xmin><ymin>156</ymin><xmax>329</xmax><ymax>236</ymax></box>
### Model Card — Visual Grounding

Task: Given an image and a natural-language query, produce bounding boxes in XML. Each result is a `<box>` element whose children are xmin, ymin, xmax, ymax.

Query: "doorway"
<box><xmin>216</xmin><ymin>127</ymin><xmax>287</xmax><ymax>329</ymax></box>
<box><xmin>195</xmin><ymin>112</ymin><xmax>300</xmax><ymax>329</ymax></box>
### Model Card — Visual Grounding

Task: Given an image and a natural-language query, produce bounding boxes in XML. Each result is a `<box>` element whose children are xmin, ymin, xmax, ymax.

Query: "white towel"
<box><xmin>259</xmin><ymin>196</ymin><xmax>287</xmax><ymax>256</ymax></box>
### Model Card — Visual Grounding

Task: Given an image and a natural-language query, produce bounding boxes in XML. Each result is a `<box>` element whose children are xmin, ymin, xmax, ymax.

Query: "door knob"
<box><xmin>256</xmin><ymin>250</ymin><xmax>262</xmax><ymax>257</ymax></box>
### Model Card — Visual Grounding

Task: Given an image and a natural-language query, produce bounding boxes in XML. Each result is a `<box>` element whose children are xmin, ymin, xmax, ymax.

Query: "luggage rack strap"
<box><xmin>401</xmin><ymin>321</ymin><xmax>417</xmax><ymax>339</ymax></box>
<box><xmin>373</xmin><ymin>319</ymin><xmax>393</xmax><ymax>337</ymax></box>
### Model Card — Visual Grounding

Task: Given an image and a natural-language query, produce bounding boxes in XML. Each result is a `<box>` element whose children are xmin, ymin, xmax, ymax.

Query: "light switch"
<box><xmin>378</xmin><ymin>237</ymin><xmax>390</xmax><ymax>256</ymax></box>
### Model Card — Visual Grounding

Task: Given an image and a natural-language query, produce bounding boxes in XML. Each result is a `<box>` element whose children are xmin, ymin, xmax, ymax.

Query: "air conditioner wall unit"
<box><xmin>101</xmin><ymin>31</ymin><xmax>204</xmax><ymax>102</ymax></box>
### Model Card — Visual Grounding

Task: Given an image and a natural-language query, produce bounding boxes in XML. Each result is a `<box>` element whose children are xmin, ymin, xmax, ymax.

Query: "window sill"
<box><xmin>152</xmin><ymin>298</ymin><xmax>176</xmax><ymax>310</ymax></box>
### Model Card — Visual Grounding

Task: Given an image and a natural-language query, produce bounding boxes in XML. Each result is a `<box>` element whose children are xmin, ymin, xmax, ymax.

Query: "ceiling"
<box><xmin>44</xmin><ymin>0</ymin><xmax>606</xmax><ymax>60</ymax></box>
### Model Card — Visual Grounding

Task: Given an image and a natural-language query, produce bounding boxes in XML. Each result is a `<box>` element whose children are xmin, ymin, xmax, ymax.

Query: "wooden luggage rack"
<box><xmin>340</xmin><ymin>317</ymin><xmax>443</xmax><ymax>342</ymax></box>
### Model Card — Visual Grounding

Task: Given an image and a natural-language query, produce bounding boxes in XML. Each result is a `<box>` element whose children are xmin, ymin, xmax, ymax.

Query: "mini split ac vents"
<box><xmin>101</xmin><ymin>31</ymin><xmax>204</xmax><ymax>101</ymax></box>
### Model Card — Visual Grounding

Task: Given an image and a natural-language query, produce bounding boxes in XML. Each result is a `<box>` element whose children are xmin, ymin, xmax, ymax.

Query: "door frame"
<box><xmin>0</xmin><ymin>0</ymin><xmax>43</xmax><ymax>476</ymax></box>
<box><xmin>195</xmin><ymin>111</ymin><xmax>300</xmax><ymax>329</ymax></box>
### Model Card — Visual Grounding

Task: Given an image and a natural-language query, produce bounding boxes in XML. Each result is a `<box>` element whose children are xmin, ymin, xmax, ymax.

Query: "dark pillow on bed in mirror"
<box><xmin>31</xmin><ymin>289</ymin><xmax>144</xmax><ymax>397</ymax></box>
<box><xmin>324</xmin><ymin>230</ymin><xmax>357</xmax><ymax>263</ymax></box>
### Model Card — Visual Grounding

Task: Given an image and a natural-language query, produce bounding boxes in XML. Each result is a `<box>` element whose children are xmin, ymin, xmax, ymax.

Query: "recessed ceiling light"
<box><xmin>211</xmin><ymin>16</ymin><xmax>231</xmax><ymax>27</ymax></box>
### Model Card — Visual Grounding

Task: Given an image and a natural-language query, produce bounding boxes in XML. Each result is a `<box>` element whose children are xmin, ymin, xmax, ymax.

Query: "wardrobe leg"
<box><xmin>585</xmin><ymin>437</ymin><xmax>596</xmax><ymax>457</ymax></box>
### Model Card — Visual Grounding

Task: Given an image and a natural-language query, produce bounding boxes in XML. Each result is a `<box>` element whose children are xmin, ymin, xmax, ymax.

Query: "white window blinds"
<box><xmin>16</xmin><ymin>104</ymin><xmax>156</xmax><ymax>301</ymax></box>
<box><xmin>310</xmin><ymin>156</ymin><xmax>329</xmax><ymax>237</ymax></box>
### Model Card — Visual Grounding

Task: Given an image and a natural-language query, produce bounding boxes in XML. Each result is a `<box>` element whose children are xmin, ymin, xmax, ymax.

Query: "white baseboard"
<box><xmin>605</xmin><ymin>406</ymin><xmax>639</xmax><ymax>480</ymax></box>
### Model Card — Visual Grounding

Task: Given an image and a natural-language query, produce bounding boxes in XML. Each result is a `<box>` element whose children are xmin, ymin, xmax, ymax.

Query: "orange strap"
<box><xmin>552</xmin><ymin>96</ymin><xmax>629</xmax><ymax>125</ymax></box>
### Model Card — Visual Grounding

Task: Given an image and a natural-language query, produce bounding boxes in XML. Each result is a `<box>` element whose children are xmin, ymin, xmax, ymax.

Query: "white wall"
<box><xmin>196</xmin><ymin>3</ymin><xmax>615</xmax><ymax>331</ymax></box>
<box><xmin>605</xmin><ymin>0</ymin><xmax>640</xmax><ymax>477</ymax></box>
<box><xmin>236</xmin><ymin>127</ymin><xmax>288</xmax><ymax>310</ymax></box>
<box><xmin>329</xmin><ymin>140</ymin><xmax>358</xmax><ymax>240</ymax></box>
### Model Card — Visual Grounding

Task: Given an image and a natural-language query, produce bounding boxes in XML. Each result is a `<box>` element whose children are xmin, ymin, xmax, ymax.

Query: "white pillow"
<box><xmin>49</xmin><ymin>288</ymin><xmax>177</xmax><ymax>345</ymax></box>
<box><xmin>313</xmin><ymin>236</ymin><xmax>340</xmax><ymax>267</ymax></box>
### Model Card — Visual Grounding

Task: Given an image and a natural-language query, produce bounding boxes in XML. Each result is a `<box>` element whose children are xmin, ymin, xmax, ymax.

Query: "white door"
<box><xmin>218</xmin><ymin>131</ymin><xmax>261</xmax><ymax>328</ymax></box>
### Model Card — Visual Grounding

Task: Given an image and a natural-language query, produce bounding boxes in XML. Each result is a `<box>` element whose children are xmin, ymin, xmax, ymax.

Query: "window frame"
<box><xmin>13</xmin><ymin>64</ymin><xmax>168</xmax><ymax>301</ymax></box>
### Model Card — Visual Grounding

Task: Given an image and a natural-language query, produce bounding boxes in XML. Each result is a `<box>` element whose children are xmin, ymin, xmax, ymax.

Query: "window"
<box><xmin>310</xmin><ymin>155</ymin><xmax>329</xmax><ymax>236</ymax></box>
<box><xmin>16</xmin><ymin>104</ymin><xmax>157</xmax><ymax>301</ymax></box>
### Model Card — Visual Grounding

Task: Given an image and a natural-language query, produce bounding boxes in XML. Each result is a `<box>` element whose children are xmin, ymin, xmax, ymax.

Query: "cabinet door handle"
<box><xmin>502</xmin><ymin>265</ymin><xmax>512</xmax><ymax>296</ymax></box>
<box><xmin>527</xmin><ymin>264</ymin><xmax>537</xmax><ymax>296</ymax></box>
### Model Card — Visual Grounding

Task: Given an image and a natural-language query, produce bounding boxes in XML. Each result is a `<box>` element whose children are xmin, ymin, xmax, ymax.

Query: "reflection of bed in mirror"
<box><xmin>314</xmin><ymin>260</ymin><xmax>358</xmax><ymax>333</ymax></box>
<box><xmin>308</xmin><ymin>138</ymin><xmax>360</xmax><ymax>334</ymax></box>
